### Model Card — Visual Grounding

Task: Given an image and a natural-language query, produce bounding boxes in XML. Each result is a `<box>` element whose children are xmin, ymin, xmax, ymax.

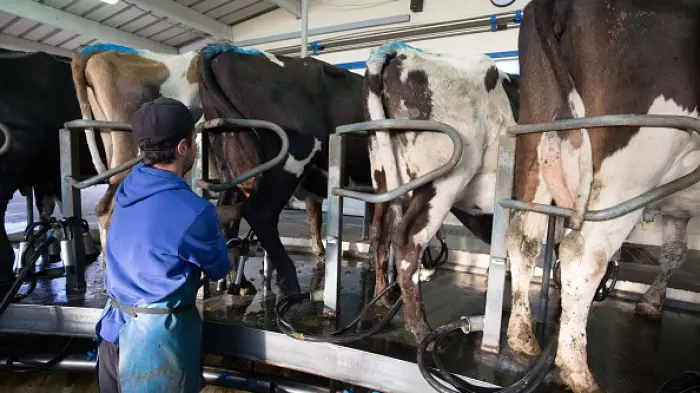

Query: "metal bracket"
<box><xmin>502</xmin><ymin>114</ymin><xmax>700</xmax><ymax>220</ymax></box>
<box><xmin>195</xmin><ymin>118</ymin><xmax>290</xmax><ymax>192</ymax></box>
<box><xmin>333</xmin><ymin>119</ymin><xmax>464</xmax><ymax>203</ymax></box>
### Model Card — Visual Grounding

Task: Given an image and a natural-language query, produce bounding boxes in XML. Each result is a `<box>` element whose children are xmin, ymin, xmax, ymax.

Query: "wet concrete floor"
<box><xmin>5</xmin><ymin>249</ymin><xmax>700</xmax><ymax>393</ymax></box>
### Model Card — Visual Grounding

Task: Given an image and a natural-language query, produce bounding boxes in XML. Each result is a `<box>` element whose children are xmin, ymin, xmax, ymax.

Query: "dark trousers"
<box><xmin>97</xmin><ymin>339</ymin><xmax>120</xmax><ymax>393</ymax></box>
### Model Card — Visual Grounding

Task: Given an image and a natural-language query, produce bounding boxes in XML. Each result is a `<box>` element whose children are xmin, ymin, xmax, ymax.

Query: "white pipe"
<box><xmin>300</xmin><ymin>0</ymin><xmax>309</xmax><ymax>58</ymax></box>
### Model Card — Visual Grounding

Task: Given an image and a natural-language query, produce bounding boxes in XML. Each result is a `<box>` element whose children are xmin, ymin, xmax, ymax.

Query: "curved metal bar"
<box><xmin>508</xmin><ymin>114</ymin><xmax>700</xmax><ymax>136</ymax></box>
<box><xmin>0</xmin><ymin>122</ymin><xmax>12</xmax><ymax>157</ymax></box>
<box><xmin>332</xmin><ymin>119</ymin><xmax>463</xmax><ymax>204</ymax></box>
<box><xmin>63</xmin><ymin>119</ymin><xmax>132</xmax><ymax>132</ymax></box>
<box><xmin>62</xmin><ymin>120</ymin><xmax>138</xmax><ymax>189</ymax></box>
<box><xmin>67</xmin><ymin>156</ymin><xmax>143</xmax><ymax>190</ymax></box>
<box><xmin>195</xmin><ymin>118</ymin><xmax>290</xmax><ymax>192</ymax></box>
<box><xmin>501</xmin><ymin>161</ymin><xmax>700</xmax><ymax>221</ymax></box>
<box><xmin>504</xmin><ymin>114</ymin><xmax>700</xmax><ymax>222</ymax></box>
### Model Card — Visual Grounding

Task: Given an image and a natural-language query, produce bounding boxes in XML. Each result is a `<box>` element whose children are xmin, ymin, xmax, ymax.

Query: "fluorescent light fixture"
<box><xmin>99</xmin><ymin>0</ymin><xmax>119</xmax><ymax>5</ymax></box>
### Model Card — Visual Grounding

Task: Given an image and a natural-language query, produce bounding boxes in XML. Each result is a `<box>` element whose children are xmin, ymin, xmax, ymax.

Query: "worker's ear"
<box><xmin>175</xmin><ymin>138</ymin><xmax>189</xmax><ymax>156</ymax></box>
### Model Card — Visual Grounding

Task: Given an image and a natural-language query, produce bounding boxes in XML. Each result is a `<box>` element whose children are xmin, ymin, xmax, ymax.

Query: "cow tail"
<box><xmin>197</xmin><ymin>49</ymin><xmax>262</xmax><ymax>192</ymax></box>
<box><xmin>532</xmin><ymin>0</ymin><xmax>592</xmax><ymax>230</ymax></box>
<box><xmin>71</xmin><ymin>51</ymin><xmax>107</xmax><ymax>174</ymax></box>
<box><xmin>364</xmin><ymin>44</ymin><xmax>406</xmax><ymax>245</ymax></box>
<box><xmin>197</xmin><ymin>51</ymin><xmax>244</xmax><ymax>119</ymax></box>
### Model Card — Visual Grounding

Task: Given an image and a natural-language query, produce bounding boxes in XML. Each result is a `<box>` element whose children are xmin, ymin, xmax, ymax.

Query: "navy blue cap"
<box><xmin>131</xmin><ymin>97</ymin><xmax>201</xmax><ymax>149</ymax></box>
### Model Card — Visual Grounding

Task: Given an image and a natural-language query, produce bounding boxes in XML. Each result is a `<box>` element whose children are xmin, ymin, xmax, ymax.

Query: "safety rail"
<box><xmin>501</xmin><ymin>114</ymin><xmax>700</xmax><ymax>219</ymax></box>
<box><xmin>61</xmin><ymin>120</ymin><xmax>136</xmax><ymax>190</ymax></box>
<box><xmin>323</xmin><ymin>119</ymin><xmax>463</xmax><ymax>312</ymax></box>
<box><xmin>0</xmin><ymin>122</ymin><xmax>12</xmax><ymax>158</ymax></box>
<box><xmin>333</xmin><ymin>119</ymin><xmax>463</xmax><ymax>203</ymax></box>
<box><xmin>60</xmin><ymin>118</ymin><xmax>290</xmax><ymax>193</ymax></box>
<box><xmin>195</xmin><ymin>118</ymin><xmax>290</xmax><ymax>192</ymax></box>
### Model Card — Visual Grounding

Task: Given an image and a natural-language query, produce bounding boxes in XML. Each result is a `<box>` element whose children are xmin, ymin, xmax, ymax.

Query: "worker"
<box><xmin>94</xmin><ymin>97</ymin><xmax>233</xmax><ymax>393</ymax></box>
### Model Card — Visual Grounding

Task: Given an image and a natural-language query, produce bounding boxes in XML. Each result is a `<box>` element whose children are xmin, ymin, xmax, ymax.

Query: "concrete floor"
<box><xmin>5</xmin><ymin>186</ymin><xmax>700</xmax><ymax>393</ymax></box>
<box><xmin>4</xmin><ymin>247</ymin><xmax>699</xmax><ymax>393</ymax></box>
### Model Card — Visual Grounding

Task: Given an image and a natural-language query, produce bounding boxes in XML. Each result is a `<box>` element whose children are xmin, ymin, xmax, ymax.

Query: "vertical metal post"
<box><xmin>300</xmin><ymin>0</ymin><xmax>309</xmax><ymax>58</ymax></box>
<box><xmin>361</xmin><ymin>203</ymin><xmax>371</xmax><ymax>240</ymax></box>
<box><xmin>480</xmin><ymin>135</ymin><xmax>516</xmax><ymax>353</ymax></box>
<box><xmin>263</xmin><ymin>250</ymin><xmax>273</xmax><ymax>287</ymax></box>
<box><xmin>59</xmin><ymin>128</ymin><xmax>86</xmax><ymax>293</ymax></box>
<box><xmin>387</xmin><ymin>245</ymin><xmax>396</xmax><ymax>286</ymax></box>
<box><xmin>25</xmin><ymin>187</ymin><xmax>34</xmax><ymax>225</ymax></box>
<box><xmin>323</xmin><ymin>134</ymin><xmax>344</xmax><ymax>313</ymax></box>
<box><xmin>536</xmin><ymin>215</ymin><xmax>556</xmax><ymax>342</ymax></box>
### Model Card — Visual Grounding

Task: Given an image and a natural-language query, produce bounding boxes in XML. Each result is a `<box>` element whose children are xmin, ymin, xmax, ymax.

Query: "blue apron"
<box><xmin>96</xmin><ymin>269</ymin><xmax>203</xmax><ymax>393</ymax></box>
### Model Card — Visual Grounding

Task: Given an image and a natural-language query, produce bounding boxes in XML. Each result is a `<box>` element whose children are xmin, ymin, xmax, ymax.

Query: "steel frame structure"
<box><xmin>323</xmin><ymin>113</ymin><xmax>700</xmax><ymax>355</ymax></box>
<box><xmin>56</xmin><ymin>117</ymin><xmax>290</xmax><ymax>296</ymax></box>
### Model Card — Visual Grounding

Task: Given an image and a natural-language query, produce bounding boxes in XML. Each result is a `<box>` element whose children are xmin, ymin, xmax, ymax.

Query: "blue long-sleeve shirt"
<box><xmin>97</xmin><ymin>162</ymin><xmax>232</xmax><ymax>344</ymax></box>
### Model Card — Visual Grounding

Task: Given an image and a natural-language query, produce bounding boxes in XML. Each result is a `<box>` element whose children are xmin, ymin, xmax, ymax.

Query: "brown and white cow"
<box><xmin>506</xmin><ymin>1</ymin><xmax>700</xmax><ymax>392</ymax></box>
<box><xmin>363</xmin><ymin>41</ymin><xmax>518</xmax><ymax>340</ymax></box>
<box><xmin>70</xmin><ymin>43</ymin><xmax>330</xmax><ymax>293</ymax></box>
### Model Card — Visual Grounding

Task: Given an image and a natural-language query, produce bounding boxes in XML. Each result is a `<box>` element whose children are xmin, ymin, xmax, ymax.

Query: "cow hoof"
<box><xmin>560</xmin><ymin>369</ymin><xmax>603</xmax><ymax>393</ymax></box>
<box><xmin>239</xmin><ymin>280</ymin><xmax>258</xmax><ymax>297</ymax></box>
<box><xmin>411</xmin><ymin>321</ymin><xmax>433</xmax><ymax>346</ymax></box>
<box><xmin>635</xmin><ymin>301</ymin><xmax>662</xmax><ymax>320</ymax></box>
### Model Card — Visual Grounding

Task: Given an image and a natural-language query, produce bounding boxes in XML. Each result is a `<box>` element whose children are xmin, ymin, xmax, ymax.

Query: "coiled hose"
<box><xmin>416</xmin><ymin>301</ymin><xmax>561</xmax><ymax>393</ymax></box>
<box><xmin>0</xmin><ymin>220</ymin><xmax>74</xmax><ymax>372</ymax></box>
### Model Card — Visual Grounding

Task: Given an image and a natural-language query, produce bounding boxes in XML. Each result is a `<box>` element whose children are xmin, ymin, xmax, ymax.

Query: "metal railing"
<box><xmin>500</xmin><ymin>114</ymin><xmax>700</xmax><ymax>219</ymax></box>
<box><xmin>195</xmin><ymin>118</ymin><xmax>290</xmax><ymax>192</ymax></box>
<box><xmin>61</xmin><ymin>118</ymin><xmax>291</xmax><ymax>192</ymax></box>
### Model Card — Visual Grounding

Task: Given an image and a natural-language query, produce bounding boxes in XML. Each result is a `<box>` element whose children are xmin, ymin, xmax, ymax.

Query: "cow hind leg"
<box><xmin>556</xmin><ymin>212</ymin><xmax>641</xmax><ymax>393</ymax></box>
<box><xmin>394</xmin><ymin>183</ymin><xmax>456</xmax><ymax>343</ymax></box>
<box><xmin>95</xmin><ymin>183</ymin><xmax>119</xmax><ymax>270</ymax></box>
<box><xmin>505</xmin><ymin>209</ymin><xmax>549</xmax><ymax>357</ymax></box>
<box><xmin>635</xmin><ymin>215</ymin><xmax>690</xmax><ymax>320</ymax></box>
<box><xmin>305</xmin><ymin>196</ymin><xmax>325</xmax><ymax>263</ymax></box>
<box><xmin>370</xmin><ymin>202</ymin><xmax>394</xmax><ymax>308</ymax></box>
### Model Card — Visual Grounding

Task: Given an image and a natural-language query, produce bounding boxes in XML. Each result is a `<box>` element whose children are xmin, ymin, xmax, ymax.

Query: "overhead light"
<box><xmin>99</xmin><ymin>0</ymin><xmax>119</xmax><ymax>5</ymax></box>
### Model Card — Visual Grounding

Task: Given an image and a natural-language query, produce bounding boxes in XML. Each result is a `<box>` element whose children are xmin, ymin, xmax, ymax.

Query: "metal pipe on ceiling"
<box><xmin>270</xmin><ymin>10</ymin><xmax>521</xmax><ymax>57</ymax></box>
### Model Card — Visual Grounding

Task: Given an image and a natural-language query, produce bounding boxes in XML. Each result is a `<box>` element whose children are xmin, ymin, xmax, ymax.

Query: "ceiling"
<box><xmin>0</xmin><ymin>0</ymin><xmax>297</xmax><ymax>57</ymax></box>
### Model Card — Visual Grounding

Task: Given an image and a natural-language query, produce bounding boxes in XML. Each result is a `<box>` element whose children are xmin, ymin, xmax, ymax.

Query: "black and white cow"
<box><xmin>363</xmin><ymin>41</ymin><xmax>519</xmax><ymax>341</ymax></box>
<box><xmin>197</xmin><ymin>43</ymin><xmax>372</xmax><ymax>295</ymax></box>
<box><xmin>0</xmin><ymin>48</ymin><xmax>99</xmax><ymax>281</ymax></box>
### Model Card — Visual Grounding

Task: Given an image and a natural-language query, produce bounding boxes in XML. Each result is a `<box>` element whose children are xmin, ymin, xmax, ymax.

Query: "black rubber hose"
<box><xmin>5</xmin><ymin>337</ymin><xmax>74</xmax><ymax>373</ymax></box>
<box><xmin>275</xmin><ymin>281</ymin><xmax>402</xmax><ymax>343</ymax></box>
<box><xmin>417</xmin><ymin>308</ymin><xmax>560</xmax><ymax>393</ymax></box>
<box><xmin>0</xmin><ymin>233</ymin><xmax>53</xmax><ymax>320</ymax></box>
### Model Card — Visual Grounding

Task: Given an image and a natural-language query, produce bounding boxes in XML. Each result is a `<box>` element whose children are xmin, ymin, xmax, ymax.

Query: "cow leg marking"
<box><xmin>635</xmin><ymin>215</ymin><xmax>690</xmax><ymax>320</ymax></box>
<box><xmin>505</xmin><ymin>210</ymin><xmax>549</xmax><ymax>356</ymax></box>
<box><xmin>305</xmin><ymin>196</ymin><xmax>325</xmax><ymax>263</ymax></box>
